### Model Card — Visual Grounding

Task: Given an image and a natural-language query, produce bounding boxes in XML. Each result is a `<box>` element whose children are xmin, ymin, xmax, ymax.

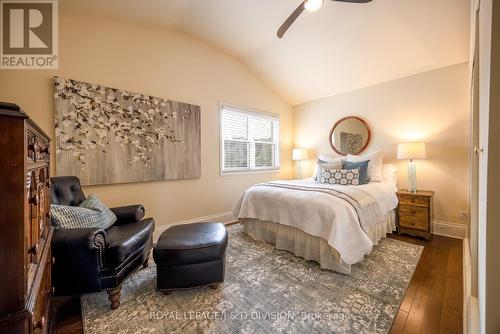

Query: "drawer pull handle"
<box><xmin>33</xmin><ymin>316</ymin><xmax>45</xmax><ymax>330</ymax></box>
<box><xmin>52</xmin><ymin>257</ymin><xmax>56</xmax><ymax>265</ymax></box>
<box><xmin>28</xmin><ymin>243</ymin><xmax>39</xmax><ymax>256</ymax></box>
<box><xmin>52</xmin><ymin>286</ymin><xmax>56</xmax><ymax>295</ymax></box>
<box><xmin>30</xmin><ymin>194</ymin><xmax>39</xmax><ymax>205</ymax></box>
<box><xmin>410</xmin><ymin>209</ymin><xmax>416</xmax><ymax>215</ymax></box>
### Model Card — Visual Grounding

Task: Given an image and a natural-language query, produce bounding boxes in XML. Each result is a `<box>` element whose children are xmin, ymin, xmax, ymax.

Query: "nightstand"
<box><xmin>397</xmin><ymin>190</ymin><xmax>434</xmax><ymax>240</ymax></box>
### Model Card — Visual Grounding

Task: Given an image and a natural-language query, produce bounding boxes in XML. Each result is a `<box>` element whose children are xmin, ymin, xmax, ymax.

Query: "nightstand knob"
<box><xmin>410</xmin><ymin>209</ymin><xmax>416</xmax><ymax>215</ymax></box>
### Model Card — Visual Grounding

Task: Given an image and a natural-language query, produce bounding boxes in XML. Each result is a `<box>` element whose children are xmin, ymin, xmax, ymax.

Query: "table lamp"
<box><xmin>397</xmin><ymin>142</ymin><xmax>426</xmax><ymax>193</ymax></box>
<box><xmin>292</xmin><ymin>148</ymin><xmax>308</xmax><ymax>179</ymax></box>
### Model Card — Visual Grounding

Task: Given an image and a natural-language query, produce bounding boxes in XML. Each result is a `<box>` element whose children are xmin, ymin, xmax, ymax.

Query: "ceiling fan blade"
<box><xmin>277</xmin><ymin>1</ymin><xmax>306</xmax><ymax>39</ymax></box>
<box><xmin>330</xmin><ymin>0</ymin><xmax>372</xmax><ymax>3</ymax></box>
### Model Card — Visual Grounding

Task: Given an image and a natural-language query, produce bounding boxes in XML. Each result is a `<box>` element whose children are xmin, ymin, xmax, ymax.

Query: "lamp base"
<box><xmin>407</xmin><ymin>161</ymin><xmax>417</xmax><ymax>193</ymax></box>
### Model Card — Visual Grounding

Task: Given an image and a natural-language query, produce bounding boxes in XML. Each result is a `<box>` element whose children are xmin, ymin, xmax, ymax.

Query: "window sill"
<box><xmin>220</xmin><ymin>168</ymin><xmax>281</xmax><ymax>177</ymax></box>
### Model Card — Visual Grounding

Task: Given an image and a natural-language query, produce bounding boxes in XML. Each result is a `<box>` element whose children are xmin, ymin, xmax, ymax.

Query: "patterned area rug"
<box><xmin>82</xmin><ymin>224</ymin><xmax>422</xmax><ymax>334</ymax></box>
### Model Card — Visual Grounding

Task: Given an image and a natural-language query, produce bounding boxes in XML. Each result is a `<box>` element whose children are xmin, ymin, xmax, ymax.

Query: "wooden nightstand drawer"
<box><xmin>399</xmin><ymin>205</ymin><xmax>429</xmax><ymax>221</ymax></box>
<box><xmin>399</xmin><ymin>194</ymin><xmax>429</xmax><ymax>207</ymax></box>
<box><xmin>399</xmin><ymin>215</ymin><xmax>429</xmax><ymax>231</ymax></box>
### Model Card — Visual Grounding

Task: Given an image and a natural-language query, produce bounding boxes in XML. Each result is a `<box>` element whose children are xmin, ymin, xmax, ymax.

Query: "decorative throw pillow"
<box><xmin>314</xmin><ymin>160</ymin><xmax>343</xmax><ymax>181</ymax></box>
<box><xmin>319</xmin><ymin>168</ymin><xmax>360</xmax><ymax>185</ymax></box>
<box><xmin>314</xmin><ymin>156</ymin><xmax>344</xmax><ymax>181</ymax></box>
<box><xmin>79</xmin><ymin>194</ymin><xmax>117</xmax><ymax>228</ymax></box>
<box><xmin>342</xmin><ymin>160</ymin><xmax>370</xmax><ymax>185</ymax></box>
<box><xmin>347</xmin><ymin>150</ymin><xmax>384</xmax><ymax>182</ymax></box>
<box><xmin>50</xmin><ymin>194</ymin><xmax>116</xmax><ymax>230</ymax></box>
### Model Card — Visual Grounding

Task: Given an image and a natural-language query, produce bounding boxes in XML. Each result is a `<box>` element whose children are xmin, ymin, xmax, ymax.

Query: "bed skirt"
<box><xmin>241</xmin><ymin>210</ymin><xmax>396</xmax><ymax>275</ymax></box>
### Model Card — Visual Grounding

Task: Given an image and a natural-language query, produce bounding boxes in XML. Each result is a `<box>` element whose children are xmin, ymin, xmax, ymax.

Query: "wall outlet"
<box><xmin>459</xmin><ymin>210</ymin><xmax>469</xmax><ymax>221</ymax></box>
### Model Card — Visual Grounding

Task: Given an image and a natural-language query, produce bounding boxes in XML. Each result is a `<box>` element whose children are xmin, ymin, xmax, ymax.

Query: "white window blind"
<box><xmin>220</xmin><ymin>106</ymin><xmax>280</xmax><ymax>173</ymax></box>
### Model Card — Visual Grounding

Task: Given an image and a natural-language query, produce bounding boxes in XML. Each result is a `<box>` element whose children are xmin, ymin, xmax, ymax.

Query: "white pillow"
<box><xmin>318</xmin><ymin>154</ymin><xmax>343</xmax><ymax>163</ymax></box>
<box><xmin>382</xmin><ymin>164</ymin><xmax>397</xmax><ymax>185</ymax></box>
<box><xmin>347</xmin><ymin>150</ymin><xmax>384</xmax><ymax>182</ymax></box>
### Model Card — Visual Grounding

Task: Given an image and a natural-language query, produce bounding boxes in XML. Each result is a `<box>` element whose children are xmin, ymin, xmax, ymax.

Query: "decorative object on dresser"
<box><xmin>397</xmin><ymin>142</ymin><xmax>426</xmax><ymax>193</ymax></box>
<box><xmin>0</xmin><ymin>102</ymin><xmax>53</xmax><ymax>334</ymax></box>
<box><xmin>292</xmin><ymin>148</ymin><xmax>308</xmax><ymax>179</ymax></box>
<box><xmin>49</xmin><ymin>176</ymin><xmax>155</xmax><ymax>310</ymax></box>
<box><xmin>397</xmin><ymin>189</ymin><xmax>434</xmax><ymax>240</ymax></box>
<box><xmin>329</xmin><ymin>116</ymin><xmax>371</xmax><ymax>155</ymax></box>
<box><xmin>53</xmin><ymin>77</ymin><xmax>201</xmax><ymax>186</ymax></box>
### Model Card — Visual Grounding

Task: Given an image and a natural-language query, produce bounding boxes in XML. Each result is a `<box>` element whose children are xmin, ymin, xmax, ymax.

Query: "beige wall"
<box><xmin>293</xmin><ymin>63</ymin><xmax>470</xmax><ymax>224</ymax></box>
<box><xmin>0</xmin><ymin>13</ymin><xmax>293</xmax><ymax>229</ymax></box>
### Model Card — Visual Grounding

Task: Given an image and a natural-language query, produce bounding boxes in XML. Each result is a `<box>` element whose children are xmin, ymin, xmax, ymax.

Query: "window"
<box><xmin>220</xmin><ymin>105</ymin><xmax>280</xmax><ymax>174</ymax></box>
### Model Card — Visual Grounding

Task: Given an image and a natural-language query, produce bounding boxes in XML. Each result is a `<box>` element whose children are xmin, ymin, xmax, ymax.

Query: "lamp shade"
<box><xmin>292</xmin><ymin>148</ymin><xmax>308</xmax><ymax>161</ymax></box>
<box><xmin>397</xmin><ymin>142</ymin><xmax>426</xmax><ymax>160</ymax></box>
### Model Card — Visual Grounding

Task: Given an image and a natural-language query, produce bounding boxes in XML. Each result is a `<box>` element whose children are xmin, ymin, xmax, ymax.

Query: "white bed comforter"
<box><xmin>233</xmin><ymin>179</ymin><xmax>398</xmax><ymax>265</ymax></box>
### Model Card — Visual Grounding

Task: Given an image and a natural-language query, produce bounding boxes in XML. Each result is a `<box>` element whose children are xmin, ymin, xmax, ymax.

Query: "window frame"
<box><xmin>219</xmin><ymin>103</ymin><xmax>280</xmax><ymax>176</ymax></box>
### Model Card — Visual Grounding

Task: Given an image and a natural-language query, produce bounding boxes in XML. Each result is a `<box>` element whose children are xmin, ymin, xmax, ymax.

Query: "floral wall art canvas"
<box><xmin>54</xmin><ymin>77</ymin><xmax>201</xmax><ymax>186</ymax></box>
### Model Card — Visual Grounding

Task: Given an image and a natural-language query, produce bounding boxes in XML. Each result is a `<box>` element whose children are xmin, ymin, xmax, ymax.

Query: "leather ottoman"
<box><xmin>153</xmin><ymin>222</ymin><xmax>228</xmax><ymax>293</ymax></box>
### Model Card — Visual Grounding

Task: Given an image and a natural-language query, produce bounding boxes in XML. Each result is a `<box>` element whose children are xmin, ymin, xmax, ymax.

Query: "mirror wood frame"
<box><xmin>328</xmin><ymin>116</ymin><xmax>371</xmax><ymax>156</ymax></box>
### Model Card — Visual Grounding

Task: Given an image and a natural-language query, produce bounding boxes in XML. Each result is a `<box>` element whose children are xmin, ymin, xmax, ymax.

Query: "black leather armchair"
<box><xmin>50</xmin><ymin>176</ymin><xmax>155</xmax><ymax>309</ymax></box>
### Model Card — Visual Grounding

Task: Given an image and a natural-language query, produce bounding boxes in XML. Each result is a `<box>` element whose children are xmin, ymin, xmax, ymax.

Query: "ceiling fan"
<box><xmin>277</xmin><ymin>0</ymin><xmax>372</xmax><ymax>39</ymax></box>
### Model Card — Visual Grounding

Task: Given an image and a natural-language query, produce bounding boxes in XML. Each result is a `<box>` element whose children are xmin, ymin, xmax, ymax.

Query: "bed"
<box><xmin>232</xmin><ymin>165</ymin><xmax>398</xmax><ymax>274</ymax></box>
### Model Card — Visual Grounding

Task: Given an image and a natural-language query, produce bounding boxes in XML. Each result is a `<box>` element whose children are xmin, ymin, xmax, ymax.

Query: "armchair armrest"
<box><xmin>111</xmin><ymin>205</ymin><xmax>145</xmax><ymax>225</ymax></box>
<box><xmin>51</xmin><ymin>228</ymin><xmax>106</xmax><ymax>295</ymax></box>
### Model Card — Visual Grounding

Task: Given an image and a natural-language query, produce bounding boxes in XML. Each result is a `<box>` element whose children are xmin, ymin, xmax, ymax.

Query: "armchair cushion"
<box><xmin>111</xmin><ymin>205</ymin><xmax>145</xmax><ymax>225</ymax></box>
<box><xmin>105</xmin><ymin>218</ymin><xmax>154</xmax><ymax>264</ymax></box>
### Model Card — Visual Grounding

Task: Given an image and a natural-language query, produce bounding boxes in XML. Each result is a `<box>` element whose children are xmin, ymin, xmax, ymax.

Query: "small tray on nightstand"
<box><xmin>397</xmin><ymin>189</ymin><xmax>434</xmax><ymax>240</ymax></box>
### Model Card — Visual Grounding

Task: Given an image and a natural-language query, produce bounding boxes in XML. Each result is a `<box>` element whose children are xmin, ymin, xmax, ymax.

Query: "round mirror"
<box><xmin>329</xmin><ymin>117</ymin><xmax>371</xmax><ymax>155</ymax></box>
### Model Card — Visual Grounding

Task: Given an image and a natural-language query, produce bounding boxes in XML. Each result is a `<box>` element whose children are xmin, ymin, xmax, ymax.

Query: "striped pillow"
<box><xmin>50</xmin><ymin>194</ymin><xmax>116</xmax><ymax>230</ymax></box>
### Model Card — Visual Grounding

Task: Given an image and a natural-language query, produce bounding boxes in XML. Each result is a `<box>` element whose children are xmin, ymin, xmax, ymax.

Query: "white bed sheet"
<box><xmin>233</xmin><ymin>179</ymin><xmax>398</xmax><ymax>265</ymax></box>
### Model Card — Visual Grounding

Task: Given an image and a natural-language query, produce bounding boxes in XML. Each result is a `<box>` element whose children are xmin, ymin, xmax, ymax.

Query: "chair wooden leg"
<box><xmin>143</xmin><ymin>257</ymin><xmax>149</xmax><ymax>268</ymax></box>
<box><xmin>107</xmin><ymin>287</ymin><xmax>121</xmax><ymax>310</ymax></box>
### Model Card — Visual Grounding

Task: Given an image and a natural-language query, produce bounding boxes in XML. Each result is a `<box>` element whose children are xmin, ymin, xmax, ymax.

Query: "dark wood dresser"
<box><xmin>0</xmin><ymin>103</ymin><xmax>53</xmax><ymax>334</ymax></box>
<box><xmin>397</xmin><ymin>189</ymin><xmax>434</xmax><ymax>240</ymax></box>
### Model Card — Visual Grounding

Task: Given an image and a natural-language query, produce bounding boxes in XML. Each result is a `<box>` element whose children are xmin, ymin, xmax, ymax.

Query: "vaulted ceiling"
<box><xmin>60</xmin><ymin>0</ymin><xmax>470</xmax><ymax>105</ymax></box>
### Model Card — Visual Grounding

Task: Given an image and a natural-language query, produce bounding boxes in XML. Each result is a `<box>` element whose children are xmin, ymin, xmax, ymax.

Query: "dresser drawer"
<box><xmin>399</xmin><ymin>194</ymin><xmax>429</xmax><ymax>207</ymax></box>
<box><xmin>32</xmin><ymin>248</ymin><xmax>52</xmax><ymax>334</ymax></box>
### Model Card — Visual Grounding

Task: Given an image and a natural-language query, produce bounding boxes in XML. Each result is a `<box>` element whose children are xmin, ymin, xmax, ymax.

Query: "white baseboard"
<box><xmin>153</xmin><ymin>211</ymin><xmax>237</xmax><ymax>241</ymax></box>
<box><xmin>432</xmin><ymin>220</ymin><xmax>468</xmax><ymax>239</ymax></box>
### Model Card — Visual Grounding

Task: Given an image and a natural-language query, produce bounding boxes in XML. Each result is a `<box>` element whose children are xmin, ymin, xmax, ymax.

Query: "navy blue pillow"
<box><xmin>342</xmin><ymin>160</ymin><xmax>370</xmax><ymax>185</ymax></box>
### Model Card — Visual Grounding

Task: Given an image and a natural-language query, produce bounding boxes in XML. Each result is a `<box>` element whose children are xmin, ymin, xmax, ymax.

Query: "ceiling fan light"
<box><xmin>304</xmin><ymin>0</ymin><xmax>324</xmax><ymax>11</ymax></box>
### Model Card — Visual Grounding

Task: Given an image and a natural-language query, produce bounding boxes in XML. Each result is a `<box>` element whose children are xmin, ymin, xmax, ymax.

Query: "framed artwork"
<box><xmin>54</xmin><ymin>77</ymin><xmax>201</xmax><ymax>186</ymax></box>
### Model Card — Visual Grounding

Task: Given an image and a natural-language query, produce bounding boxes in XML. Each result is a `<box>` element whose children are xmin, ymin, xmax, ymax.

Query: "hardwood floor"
<box><xmin>388</xmin><ymin>234</ymin><xmax>463</xmax><ymax>334</ymax></box>
<box><xmin>52</xmin><ymin>234</ymin><xmax>463</xmax><ymax>334</ymax></box>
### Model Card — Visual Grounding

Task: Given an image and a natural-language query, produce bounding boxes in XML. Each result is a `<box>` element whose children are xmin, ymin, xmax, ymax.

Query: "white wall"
<box><xmin>293</xmin><ymin>63</ymin><xmax>470</xmax><ymax>225</ymax></box>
